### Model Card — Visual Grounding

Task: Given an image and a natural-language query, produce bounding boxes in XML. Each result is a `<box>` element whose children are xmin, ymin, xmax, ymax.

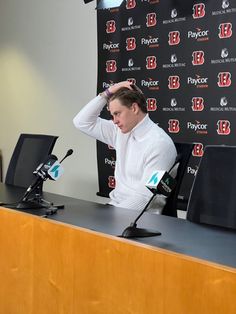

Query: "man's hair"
<box><xmin>109</xmin><ymin>85</ymin><xmax>147</xmax><ymax>113</ymax></box>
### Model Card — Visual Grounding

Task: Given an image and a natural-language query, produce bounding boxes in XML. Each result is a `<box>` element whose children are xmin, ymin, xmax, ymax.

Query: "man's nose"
<box><xmin>113</xmin><ymin>116</ymin><xmax>118</xmax><ymax>124</ymax></box>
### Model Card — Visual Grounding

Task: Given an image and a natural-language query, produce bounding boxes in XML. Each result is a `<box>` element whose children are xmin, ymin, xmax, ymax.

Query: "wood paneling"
<box><xmin>0</xmin><ymin>207</ymin><xmax>236</xmax><ymax>314</ymax></box>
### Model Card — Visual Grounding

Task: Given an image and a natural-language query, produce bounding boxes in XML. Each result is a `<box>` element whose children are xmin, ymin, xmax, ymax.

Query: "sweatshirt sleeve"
<box><xmin>73</xmin><ymin>95</ymin><xmax>117</xmax><ymax>148</ymax></box>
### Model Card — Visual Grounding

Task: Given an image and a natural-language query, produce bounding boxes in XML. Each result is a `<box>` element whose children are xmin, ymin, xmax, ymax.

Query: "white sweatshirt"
<box><xmin>73</xmin><ymin>95</ymin><xmax>177</xmax><ymax>212</ymax></box>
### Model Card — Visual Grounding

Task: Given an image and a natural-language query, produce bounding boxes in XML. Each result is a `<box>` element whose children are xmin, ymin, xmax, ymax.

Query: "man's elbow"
<box><xmin>73</xmin><ymin>115</ymin><xmax>84</xmax><ymax>130</ymax></box>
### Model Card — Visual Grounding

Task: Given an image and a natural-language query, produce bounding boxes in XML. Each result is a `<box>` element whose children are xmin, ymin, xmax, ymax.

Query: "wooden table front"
<box><xmin>0</xmin><ymin>206</ymin><xmax>236</xmax><ymax>314</ymax></box>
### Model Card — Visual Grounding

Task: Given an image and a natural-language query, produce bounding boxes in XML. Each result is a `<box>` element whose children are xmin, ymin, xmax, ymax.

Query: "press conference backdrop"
<box><xmin>96</xmin><ymin>0</ymin><xmax>236</xmax><ymax>203</ymax></box>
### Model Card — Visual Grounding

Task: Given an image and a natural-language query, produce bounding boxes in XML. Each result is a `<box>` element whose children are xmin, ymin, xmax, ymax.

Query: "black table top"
<box><xmin>1</xmin><ymin>182</ymin><xmax>236</xmax><ymax>269</ymax></box>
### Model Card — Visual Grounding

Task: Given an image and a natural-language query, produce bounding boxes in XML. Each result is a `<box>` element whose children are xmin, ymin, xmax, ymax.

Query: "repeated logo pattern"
<box><xmin>96</xmin><ymin>0</ymin><xmax>236</xmax><ymax>200</ymax></box>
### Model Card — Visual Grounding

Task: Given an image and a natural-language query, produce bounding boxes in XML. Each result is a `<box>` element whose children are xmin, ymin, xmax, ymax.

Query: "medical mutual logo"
<box><xmin>162</xmin><ymin>8</ymin><xmax>186</xmax><ymax>24</ymax></box>
<box><xmin>212</xmin><ymin>0</ymin><xmax>236</xmax><ymax>15</ymax></box>
<box><xmin>211</xmin><ymin>48</ymin><xmax>236</xmax><ymax>64</ymax></box>
<box><xmin>162</xmin><ymin>98</ymin><xmax>185</xmax><ymax>112</ymax></box>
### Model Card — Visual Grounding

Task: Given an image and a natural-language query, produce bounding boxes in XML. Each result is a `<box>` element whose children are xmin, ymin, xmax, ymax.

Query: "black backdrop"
<box><xmin>96</xmin><ymin>0</ymin><xmax>236</xmax><ymax>207</ymax></box>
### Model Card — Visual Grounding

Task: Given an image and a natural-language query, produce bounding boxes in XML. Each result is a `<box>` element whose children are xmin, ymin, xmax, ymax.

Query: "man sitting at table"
<box><xmin>73</xmin><ymin>81</ymin><xmax>177</xmax><ymax>213</ymax></box>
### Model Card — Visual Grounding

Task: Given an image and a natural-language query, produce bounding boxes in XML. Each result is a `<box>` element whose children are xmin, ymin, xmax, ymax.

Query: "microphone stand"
<box><xmin>120</xmin><ymin>193</ymin><xmax>161</xmax><ymax>238</ymax></box>
<box><xmin>13</xmin><ymin>177</ymin><xmax>60</xmax><ymax>214</ymax></box>
<box><xmin>3</xmin><ymin>150</ymin><xmax>73</xmax><ymax>215</ymax></box>
<box><xmin>120</xmin><ymin>155</ymin><xmax>180</xmax><ymax>238</ymax></box>
<box><xmin>15</xmin><ymin>150</ymin><xmax>73</xmax><ymax>213</ymax></box>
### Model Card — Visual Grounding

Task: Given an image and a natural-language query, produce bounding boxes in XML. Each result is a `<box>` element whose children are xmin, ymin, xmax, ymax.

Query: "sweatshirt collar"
<box><xmin>131</xmin><ymin>114</ymin><xmax>154</xmax><ymax>139</ymax></box>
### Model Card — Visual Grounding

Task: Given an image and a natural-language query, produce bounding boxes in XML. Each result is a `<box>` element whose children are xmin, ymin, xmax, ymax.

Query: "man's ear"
<box><xmin>132</xmin><ymin>102</ymin><xmax>139</xmax><ymax>114</ymax></box>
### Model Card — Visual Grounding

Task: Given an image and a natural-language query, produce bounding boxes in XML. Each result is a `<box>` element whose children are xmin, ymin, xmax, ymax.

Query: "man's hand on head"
<box><xmin>108</xmin><ymin>81</ymin><xmax>133</xmax><ymax>95</ymax></box>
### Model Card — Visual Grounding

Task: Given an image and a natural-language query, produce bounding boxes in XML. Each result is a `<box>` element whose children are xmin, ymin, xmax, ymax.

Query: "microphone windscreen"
<box><xmin>146</xmin><ymin>171</ymin><xmax>177</xmax><ymax>196</ymax></box>
<box><xmin>67</xmin><ymin>149</ymin><xmax>73</xmax><ymax>156</ymax></box>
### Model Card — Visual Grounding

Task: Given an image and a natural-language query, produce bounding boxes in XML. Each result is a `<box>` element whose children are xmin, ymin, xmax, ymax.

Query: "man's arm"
<box><xmin>73</xmin><ymin>94</ymin><xmax>117</xmax><ymax>147</ymax></box>
<box><xmin>73</xmin><ymin>81</ymin><xmax>133</xmax><ymax>146</ymax></box>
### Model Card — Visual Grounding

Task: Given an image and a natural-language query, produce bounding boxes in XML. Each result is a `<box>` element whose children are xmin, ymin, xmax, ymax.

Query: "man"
<box><xmin>73</xmin><ymin>81</ymin><xmax>177</xmax><ymax>212</ymax></box>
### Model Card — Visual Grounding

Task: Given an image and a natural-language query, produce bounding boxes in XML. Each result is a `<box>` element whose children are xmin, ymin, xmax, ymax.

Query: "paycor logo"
<box><xmin>187</xmin><ymin>121</ymin><xmax>208</xmax><ymax>134</ymax></box>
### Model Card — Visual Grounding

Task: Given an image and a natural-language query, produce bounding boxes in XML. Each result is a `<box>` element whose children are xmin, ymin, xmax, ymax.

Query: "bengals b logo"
<box><xmin>168</xmin><ymin>119</ymin><xmax>180</xmax><ymax>133</ymax></box>
<box><xmin>192</xmin><ymin>3</ymin><xmax>205</xmax><ymax>19</ymax></box>
<box><xmin>106</xmin><ymin>20</ymin><xmax>116</xmax><ymax>33</ymax></box>
<box><xmin>126</xmin><ymin>37</ymin><xmax>136</xmax><ymax>51</ymax></box>
<box><xmin>192</xmin><ymin>51</ymin><xmax>205</xmax><ymax>65</ymax></box>
<box><xmin>217</xmin><ymin>120</ymin><xmax>231</xmax><ymax>135</ymax></box>
<box><xmin>146</xmin><ymin>13</ymin><xmax>157</xmax><ymax>27</ymax></box>
<box><xmin>218</xmin><ymin>23</ymin><xmax>232</xmax><ymax>39</ymax></box>
<box><xmin>126</xmin><ymin>0</ymin><xmax>136</xmax><ymax>9</ymax></box>
<box><xmin>192</xmin><ymin>97</ymin><xmax>204</xmax><ymax>111</ymax></box>
<box><xmin>168</xmin><ymin>31</ymin><xmax>180</xmax><ymax>45</ymax></box>
<box><xmin>192</xmin><ymin>143</ymin><xmax>204</xmax><ymax>157</ymax></box>
<box><xmin>108</xmin><ymin>176</ymin><xmax>116</xmax><ymax>188</ymax></box>
<box><xmin>146</xmin><ymin>56</ymin><xmax>157</xmax><ymax>69</ymax></box>
<box><xmin>146</xmin><ymin>98</ymin><xmax>157</xmax><ymax>111</ymax></box>
<box><xmin>168</xmin><ymin>76</ymin><xmax>180</xmax><ymax>89</ymax></box>
<box><xmin>217</xmin><ymin>72</ymin><xmax>231</xmax><ymax>87</ymax></box>
<box><xmin>106</xmin><ymin>60</ymin><xmax>117</xmax><ymax>73</ymax></box>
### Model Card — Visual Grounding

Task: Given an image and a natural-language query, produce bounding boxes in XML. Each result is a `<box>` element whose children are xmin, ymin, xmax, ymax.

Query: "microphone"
<box><xmin>33</xmin><ymin>154</ymin><xmax>58</xmax><ymax>181</ymax></box>
<box><xmin>120</xmin><ymin>157</ymin><xmax>179</xmax><ymax>238</ymax></box>
<box><xmin>47</xmin><ymin>149</ymin><xmax>74</xmax><ymax>180</ymax></box>
<box><xmin>34</xmin><ymin>149</ymin><xmax>74</xmax><ymax>181</ymax></box>
<box><xmin>16</xmin><ymin>149</ymin><xmax>74</xmax><ymax>211</ymax></box>
<box><xmin>60</xmin><ymin>149</ymin><xmax>73</xmax><ymax>163</ymax></box>
<box><xmin>145</xmin><ymin>170</ymin><xmax>176</xmax><ymax>197</ymax></box>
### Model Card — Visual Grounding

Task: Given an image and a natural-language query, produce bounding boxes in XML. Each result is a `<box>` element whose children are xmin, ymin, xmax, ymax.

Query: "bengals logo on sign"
<box><xmin>168</xmin><ymin>31</ymin><xmax>180</xmax><ymax>45</ymax></box>
<box><xmin>106</xmin><ymin>20</ymin><xmax>116</xmax><ymax>33</ymax></box>
<box><xmin>192</xmin><ymin>3</ymin><xmax>205</xmax><ymax>19</ymax></box>
<box><xmin>168</xmin><ymin>119</ymin><xmax>180</xmax><ymax>133</ymax></box>
<box><xmin>192</xmin><ymin>51</ymin><xmax>205</xmax><ymax>65</ymax></box>
<box><xmin>217</xmin><ymin>72</ymin><xmax>231</xmax><ymax>87</ymax></box>
<box><xmin>108</xmin><ymin>176</ymin><xmax>116</xmax><ymax>189</ymax></box>
<box><xmin>168</xmin><ymin>76</ymin><xmax>180</xmax><ymax>89</ymax></box>
<box><xmin>146</xmin><ymin>56</ymin><xmax>157</xmax><ymax>69</ymax></box>
<box><xmin>217</xmin><ymin>120</ymin><xmax>231</xmax><ymax>135</ymax></box>
<box><xmin>126</xmin><ymin>37</ymin><xmax>136</xmax><ymax>51</ymax></box>
<box><xmin>126</xmin><ymin>0</ymin><xmax>136</xmax><ymax>9</ymax></box>
<box><xmin>146</xmin><ymin>13</ymin><xmax>157</xmax><ymax>27</ymax></box>
<box><xmin>106</xmin><ymin>60</ymin><xmax>117</xmax><ymax>73</ymax></box>
<box><xmin>192</xmin><ymin>143</ymin><xmax>204</xmax><ymax>157</ymax></box>
<box><xmin>218</xmin><ymin>23</ymin><xmax>232</xmax><ymax>39</ymax></box>
<box><xmin>146</xmin><ymin>98</ymin><xmax>157</xmax><ymax>111</ymax></box>
<box><xmin>192</xmin><ymin>97</ymin><xmax>204</xmax><ymax>111</ymax></box>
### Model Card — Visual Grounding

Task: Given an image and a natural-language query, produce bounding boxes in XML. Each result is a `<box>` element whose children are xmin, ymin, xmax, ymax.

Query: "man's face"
<box><xmin>109</xmin><ymin>98</ymin><xmax>139</xmax><ymax>134</ymax></box>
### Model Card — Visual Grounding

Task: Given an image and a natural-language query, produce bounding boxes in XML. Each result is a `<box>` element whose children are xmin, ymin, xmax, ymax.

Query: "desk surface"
<box><xmin>1</xmin><ymin>182</ymin><xmax>236</xmax><ymax>269</ymax></box>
